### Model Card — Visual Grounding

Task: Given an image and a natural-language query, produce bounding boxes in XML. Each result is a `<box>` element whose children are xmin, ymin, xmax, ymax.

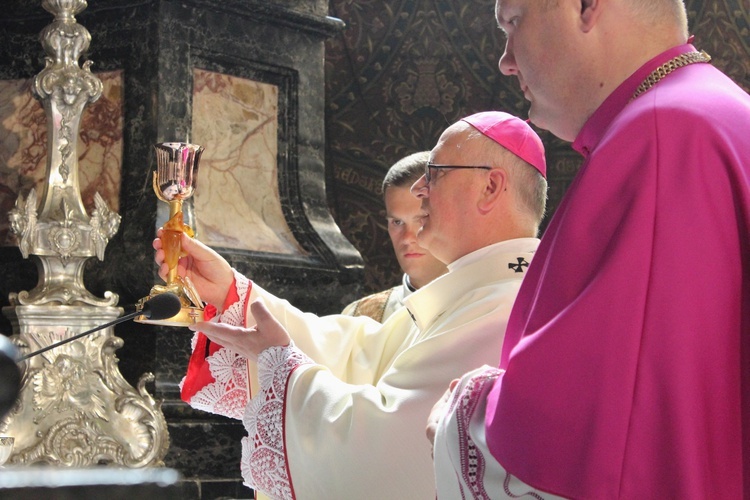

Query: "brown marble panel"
<box><xmin>0</xmin><ymin>71</ymin><xmax>123</xmax><ymax>247</ymax></box>
<box><xmin>192</xmin><ymin>68</ymin><xmax>305</xmax><ymax>255</ymax></box>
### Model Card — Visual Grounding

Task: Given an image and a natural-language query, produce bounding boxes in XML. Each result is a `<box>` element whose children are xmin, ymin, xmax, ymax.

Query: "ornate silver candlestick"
<box><xmin>3</xmin><ymin>0</ymin><xmax>169</xmax><ymax>467</ymax></box>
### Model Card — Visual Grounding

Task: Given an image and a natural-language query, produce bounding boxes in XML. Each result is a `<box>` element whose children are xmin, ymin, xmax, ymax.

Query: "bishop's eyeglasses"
<box><xmin>424</xmin><ymin>162</ymin><xmax>492</xmax><ymax>184</ymax></box>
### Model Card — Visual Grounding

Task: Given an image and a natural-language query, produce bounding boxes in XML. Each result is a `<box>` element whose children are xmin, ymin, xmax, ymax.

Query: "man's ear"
<box><xmin>580</xmin><ymin>0</ymin><xmax>604</xmax><ymax>33</ymax></box>
<box><xmin>478</xmin><ymin>168</ymin><xmax>508</xmax><ymax>214</ymax></box>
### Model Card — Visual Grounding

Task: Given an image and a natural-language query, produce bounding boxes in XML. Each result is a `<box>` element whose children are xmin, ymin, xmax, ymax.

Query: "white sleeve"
<box><xmin>434</xmin><ymin>367</ymin><xmax>565</xmax><ymax>499</ymax></box>
<box><xmin>244</xmin><ymin>285</ymin><xmax>523</xmax><ymax>499</ymax></box>
<box><xmin>247</xmin><ymin>282</ymin><xmax>393</xmax><ymax>383</ymax></box>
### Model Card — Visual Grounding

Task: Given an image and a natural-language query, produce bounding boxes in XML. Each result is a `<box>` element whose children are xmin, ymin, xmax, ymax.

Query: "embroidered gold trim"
<box><xmin>631</xmin><ymin>50</ymin><xmax>711</xmax><ymax>100</ymax></box>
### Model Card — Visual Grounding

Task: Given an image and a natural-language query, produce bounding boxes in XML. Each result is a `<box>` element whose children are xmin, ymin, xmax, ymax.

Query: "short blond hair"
<box><xmin>382</xmin><ymin>151</ymin><xmax>430</xmax><ymax>194</ymax></box>
<box><xmin>631</xmin><ymin>0</ymin><xmax>688</xmax><ymax>33</ymax></box>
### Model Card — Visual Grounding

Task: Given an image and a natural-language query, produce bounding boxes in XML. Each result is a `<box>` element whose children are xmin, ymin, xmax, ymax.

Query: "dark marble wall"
<box><xmin>1</xmin><ymin>0</ymin><xmax>357</xmax><ymax>497</ymax></box>
<box><xmin>324</xmin><ymin>0</ymin><xmax>750</xmax><ymax>295</ymax></box>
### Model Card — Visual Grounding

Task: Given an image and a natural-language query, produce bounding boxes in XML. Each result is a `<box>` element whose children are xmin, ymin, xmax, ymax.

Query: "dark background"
<box><xmin>324</xmin><ymin>0</ymin><xmax>750</xmax><ymax>294</ymax></box>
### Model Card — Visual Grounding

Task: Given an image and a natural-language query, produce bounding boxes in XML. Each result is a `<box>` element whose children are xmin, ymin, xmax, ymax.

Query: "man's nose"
<box><xmin>404</xmin><ymin>222</ymin><xmax>420</xmax><ymax>243</ymax></box>
<box><xmin>498</xmin><ymin>42</ymin><xmax>516</xmax><ymax>76</ymax></box>
<box><xmin>411</xmin><ymin>175</ymin><xmax>429</xmax><ymax>198</ymax></box>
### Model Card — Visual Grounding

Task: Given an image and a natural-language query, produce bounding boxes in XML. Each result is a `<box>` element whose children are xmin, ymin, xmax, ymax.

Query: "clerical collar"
<box><xmin>572</xmin><ymin>43</ymin><xmax>700</xmax><ymax>159</ymax></box>
<box><xmin>447</xmin><ymin>238</ymin><xmax>540</xmax><ymax>273</ymax></box>
<box><xmin>402</xmin><ymin>273</ymin><xmax>416</xmax><ymax>294</ymax></box>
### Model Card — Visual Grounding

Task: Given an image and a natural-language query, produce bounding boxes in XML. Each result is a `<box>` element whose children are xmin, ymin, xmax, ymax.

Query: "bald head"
<box><xmin>463</xmin><ymin>126</ymin><xmax>547</xmax><ymax>234</ymax></box>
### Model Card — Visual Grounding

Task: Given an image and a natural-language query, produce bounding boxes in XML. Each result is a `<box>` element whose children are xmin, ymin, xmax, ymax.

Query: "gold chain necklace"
<box><xmin>631</xmin><ymin>50</ymin><xmax>711</xmax><ymax>100</ymax></box>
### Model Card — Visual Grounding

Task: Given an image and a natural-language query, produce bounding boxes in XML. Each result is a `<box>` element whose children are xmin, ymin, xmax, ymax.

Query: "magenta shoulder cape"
<box><xmin>484</xmin><ymin>44</ymin><xmax>750</xmax><ymax>498</ymax></box>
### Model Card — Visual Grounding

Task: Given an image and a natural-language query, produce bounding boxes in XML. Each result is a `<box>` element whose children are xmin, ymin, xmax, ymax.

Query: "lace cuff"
<box><xmin>179</xmin><ymin>269</ymin><xmax>253</xmax><ymax>419</ymax></box>
<box><xmin>216</xmin><ymin>268</ymin><xmax>251</xmax><ymax>325</ymax></box>
<box><xmin>241</xmin><ymin>343</ymin><xmax>314</xmax><ymax>499</ymax></box>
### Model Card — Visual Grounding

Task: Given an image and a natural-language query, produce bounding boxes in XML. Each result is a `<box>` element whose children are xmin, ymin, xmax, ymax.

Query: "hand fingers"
<box><xmin>426</xmin><ymin>383</ymin><xmax>458</xmax><ymax>445</ymax></box>
<box><xmin>250</xmin><ymin>299</ymin><xmax>278</xmax><ymax>326</ymax></box>
<box><xmin>250</xmin><ymin>299</ymin><xmax>291</xmax><ymax>347</ymax></box>
<box><xmin>190</xmin><ymin>320</ymin><xmax>244</xmax><ymax>336</ymax></box>
<box><xmin>153</xmin><ymin>245</ymin><xmax>170</xmax><ymax>281</ymax></box>
<box><xmin>426</xmin><ymin>404</ymin><xmax>442</xmax><ymax>447</ymax></box>
<box><xmin>158</xmin><ymin>262</ymin><xmax>170</xmax><ymax>281</ymax></box>
<box><xmin>189</xmin><ymin>318</ymin><xmax>267</xmax><ymax>361</ymax></box>
<box><xmin>154</xmin><ymin>233</ymin><xmax>190</xmax><ymax>281</ymax></box>
<box><xmin>181</xmin><ymin>232</ymin><xmax>221</xmax><ymax>262</ymax></box>
<box><xmin>180</xmin><ymin>231</ymin><xmax>200</xmax><ymax>256</ymax></box>
<box><xmin>426</xmin><ymin>421</ymin><xmax>437</xmax><ymax>446</ymax></box>
<box><xmin>250</xmin><ymin>299</ymin><xmax>285</xmax><ymax>336</ymax></box>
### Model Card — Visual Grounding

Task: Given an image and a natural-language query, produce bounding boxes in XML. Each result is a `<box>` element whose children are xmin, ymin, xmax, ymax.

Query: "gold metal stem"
<box><xmin>168</xmin><ymin>198</ymin><xmax>182</xmax><ymax>218</ymax></box>
<box><xmin>166</xmin><ymin>199</ymin><xmax>182</xmax><ymax>285</ymax></box>
<box><xmin>167</xmin><ymin>267</ymin><xmax>178</xmax><ymax>285</ymax></box>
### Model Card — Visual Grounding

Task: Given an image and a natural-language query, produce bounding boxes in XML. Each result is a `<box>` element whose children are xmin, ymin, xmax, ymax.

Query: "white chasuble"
<box><xmin>181</xmin><ymin>238</ymin><xmax>540</xmax><ymax>499</ymax></box>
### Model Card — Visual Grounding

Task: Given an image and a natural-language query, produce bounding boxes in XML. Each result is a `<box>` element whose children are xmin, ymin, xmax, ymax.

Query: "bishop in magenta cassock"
<box><xmin>431</xmin><ymin>1</ymin><xmax>750</xmax><ymax>498</ymax></box>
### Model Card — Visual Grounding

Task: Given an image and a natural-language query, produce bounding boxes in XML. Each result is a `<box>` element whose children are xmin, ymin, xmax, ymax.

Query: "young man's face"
<box><xmin>385</xmin><ymin>185</ymin><xmax>446</xmax><ymax>289</ymax></box>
